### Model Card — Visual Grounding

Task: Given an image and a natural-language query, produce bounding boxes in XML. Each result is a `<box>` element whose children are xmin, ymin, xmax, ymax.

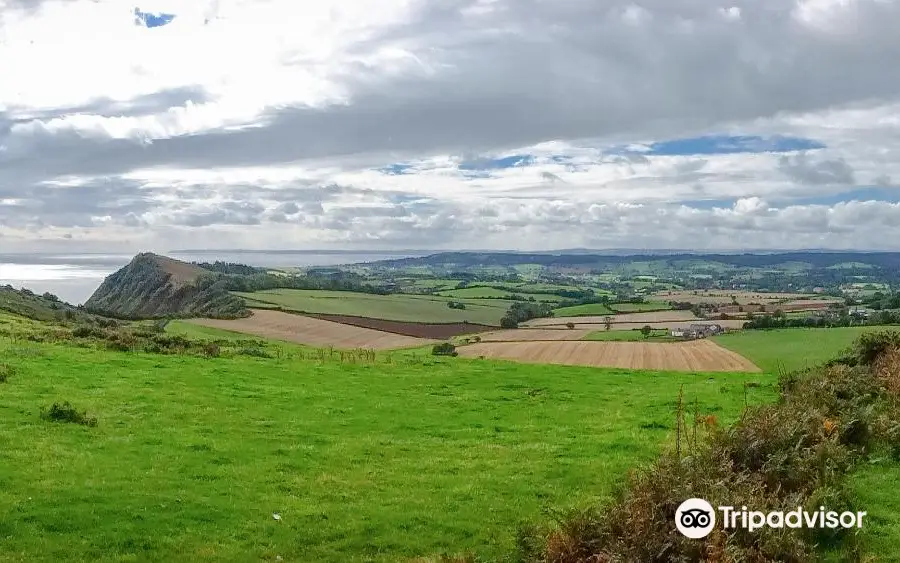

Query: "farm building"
<box><xmin>671</xmin><ymin>324</ymin><xmax>724</xmax><ymax>340</ymax></box>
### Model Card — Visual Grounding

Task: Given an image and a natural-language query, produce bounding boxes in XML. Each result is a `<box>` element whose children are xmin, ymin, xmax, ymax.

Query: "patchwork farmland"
<box><xmin>186</xmin><ymin>309</ymin><xmax>436</xmax><ymax>350</ymax></box>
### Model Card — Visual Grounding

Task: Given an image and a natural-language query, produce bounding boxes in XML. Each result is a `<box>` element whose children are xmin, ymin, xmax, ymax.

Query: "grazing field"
<box><xmin>582</xmin><ymin>329</ymin><xmax>675</xmax><ymax>342</ymax></box>
<box><xmin>551</xmin><ymin>303</ymin><xmax>614</xmax><ymax>316</ymax></box>
<box><xmin>435</xmin><ymin>286</ymin><xmax>519</xmax><ymax>299</ymax></box>
<box><xmin>457</xmin><ymin>340</ymin><xmax>761</xmax><ymax>372</ymax></box>
<box><xmin>476</xmin><ymin>328</ymin><xmax>593</xmax><ymax>342</ymax></box>
<box><xmin>654</xmin><ymin>290</ymin><xmax>814</xmax><ymax>305</ymax></box>
<box><xmin>0</xmin><ymin>334</ymin><xmax>774</xmax><ymax>562</ymax></box>
<box><xmin>713</xmin><ymin>326</ymin><xmax>892</xmax><ymax>373</ymax></box>
<box><xmin>524</xmin><ymin>310</ymin><xmax>699</xmax><ymax>327</ymax></box>
<box><xmin>187</xmin><ymin>309</ymin><xmax>435</xmax><ymax>350</ymax></box>
<box><xmin>233</xmin><ymin>290</ymin><xmax>511</xmax><ymax>325</ymax></box>
<box><xmin>608</xmin><ymin>302</ymin><xmax>673</xmax><ymax>313</ymax></box>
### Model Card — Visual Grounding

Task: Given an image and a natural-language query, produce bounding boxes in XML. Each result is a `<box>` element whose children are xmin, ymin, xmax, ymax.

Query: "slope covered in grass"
<box><xmin>713</xmin><ymin>326</ymin><xmax>889</xmax><ymax>373</ymax></box>
<box><xmin>0</xmin><ymin>331</ymin><xmax>772</xmax><ymax>562</ymax></box>
<box><xmin>85</xmin><ymin>253</ymin><xmax>248</xmax><ymax>320</ymax></box>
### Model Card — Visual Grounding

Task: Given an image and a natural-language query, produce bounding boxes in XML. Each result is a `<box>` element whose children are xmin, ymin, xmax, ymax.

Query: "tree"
<box><xmin>640</xmin><ymin>325</ymin><xmax>652</xmax><ymax>338</ymax></box>
<box><xmin>500</xmin><ymin>316</ymin><xmax>518</xmax><ymax>329</ymax></box>
<box><xmin>604</xmin><ymin>316</ymin><xmax>612</xmax><ymax>331</ymax></box>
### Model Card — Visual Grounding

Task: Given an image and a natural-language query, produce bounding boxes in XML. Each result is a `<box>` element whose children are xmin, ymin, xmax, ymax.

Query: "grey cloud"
<box><xmin>6</xmin><ymin>0</ymin><xmax>900</xmax><ymax>180</ymax></box>
<box><xmin>173</xmin><ymin>201</ymin><xmax>266</xmax><ymax>227</ymax></box>
<box><xmin>778</xmin><ymin>153</ymin><xmax>856</xmax><ymax>185</ymax></box>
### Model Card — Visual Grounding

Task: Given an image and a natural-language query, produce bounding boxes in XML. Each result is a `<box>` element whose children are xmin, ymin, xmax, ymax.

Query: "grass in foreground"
<box><xmin>233</xmin><ymin>289</ymin><xmax>512</xmax><ymax>325</ymax></box>
<box><xmin>0</xmin><ymin>337</ymin><xmax>773</xmax><ymax>562</ymax></box>
<box><xmin>713</xmin><ymin>326</ymin><xmax>892</xmax><ymax>373</ymax></box>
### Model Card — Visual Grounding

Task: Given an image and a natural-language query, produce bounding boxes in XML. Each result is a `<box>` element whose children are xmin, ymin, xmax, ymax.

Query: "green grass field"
<box><xmin>713</xmin><ymin>326</ymin><xmax>888</xmax><ymax>374</ymax></box>
<box><xmin>582</xmin><ymin>329</ymin><xmax>675</xmax><ymax>342</ymax></box>
<box><xmin>435</xmin><ymin>286</ymin><xmax>519</xmax><ymax>299</ymax></box>
<box><xmin>552</xmin><ymin>303</ymin><xmax>614</xmax><ymax>316</ymax></box>
<box><xmin>233</xmin><ymin>290</ymin><xmax>512</xmax><ymax>325</ymax></box>
<box><xmin>0</xmin><ymin>333</ymin><xmax>774</xmax><ymax>562</ymax></box>
<box><xmin>608</xmin><ymin>302</ymin><xmax>673</xmax><ymax>313</ymax></box>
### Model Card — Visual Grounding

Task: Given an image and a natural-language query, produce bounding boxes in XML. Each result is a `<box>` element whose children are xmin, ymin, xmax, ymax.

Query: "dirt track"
<box><xmin>186</xmin><ymin>309</ymin><xmax>436</xmax><ymax>350</ymax></box>
<box><xmin>457</xmin><ymin>339</ymin><xmax>760</xmax><ymax>372</ymax></box>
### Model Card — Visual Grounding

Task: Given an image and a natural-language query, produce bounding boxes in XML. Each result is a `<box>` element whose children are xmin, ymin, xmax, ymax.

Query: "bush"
<box><xmin>239</xmin><ymin>347</ymin><xmax>272</xmax><ymax>358</ymax></box>
<box><xmin>72</xmin><ymin>325</ymin><xmax>105</xmax><ymax>339</ymax></box>
<box><xmin>0</xmin><ymin>363</ymin><xmax>14</xmax><ymax>383</ymax></box>
<box><xmin>40</xmin><ymin>401</ymin><xmax>98</xmax><ymax>427</ymax></box>
<box><xmin>500</xmin><ymin>316</ymin><xmax>519</xmax><ymax>329</ymax></box>
<box><xmin>565</xmin><ymin>322</ymin><xmax>575</xmax><ymax>329</ymax></box>
<box><xmin>432</xmin><ymin>342</ymin><xmax>458</xmax><ymax>357</ymax></box>
<box><xmin>513</xmin><ymin>336</ymin><xmax>900</xmax><ymax>562</ymax></box>
<box><xmin>203</xmin><ymin>343</ymin><xmax>221</xmax><ymax>358</ymax></box>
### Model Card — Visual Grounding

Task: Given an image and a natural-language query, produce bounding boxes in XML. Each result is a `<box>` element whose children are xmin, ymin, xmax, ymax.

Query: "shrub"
<box><xmin>513</xmin><ymin>337</ymin><xmax>900</xmax><ymax>562</ymax></box>
<box><xmin>40</xmin><ymin>401</ymin><xmax>98</xmax><ymax>427</ymax></box>
<box><xmin>0</xmin><ymin>363</ymin><xmax>14</xmax><ymax>383</ymax></box>
<box><xmin>203</xmin><ymin>343</ymin><xmax>221</xmax><ymax>358</ymax></box>
<box><xmin>432</xmin><ymin>342</ymin><xmax>458</xmax><ymax>357</ymax></box>
<box><xmin>72</xmin><ymin>325</ymin><xmax>105</xmax><ymax>339</ymax></box>
<box><xmin>239</xmin><ymin>347</ymin><xmax>272</xmax><ymax>358</ymax></box>
<box><xmin>500</xmin><ymin>316</ymin><xmax>518</xmax><ymax>329</ymax></box>
<box><xmin>565</xmin><ymin>322</ymin><xmax>575</xmax><ymax>329</ymax></box>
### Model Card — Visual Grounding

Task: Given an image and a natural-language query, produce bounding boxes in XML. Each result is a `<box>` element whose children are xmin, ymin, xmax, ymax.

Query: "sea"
<box><xmin>0</xmin><ymin>251</ymin><xmax>429</xmax><ymax>305</ymax></box>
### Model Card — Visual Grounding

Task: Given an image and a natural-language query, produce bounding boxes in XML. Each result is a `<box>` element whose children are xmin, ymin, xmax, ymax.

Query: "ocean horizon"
<box><xmin>0</xmin><ymin>251</ymin><xmax>429</xmax><ymax>305</ymax></box>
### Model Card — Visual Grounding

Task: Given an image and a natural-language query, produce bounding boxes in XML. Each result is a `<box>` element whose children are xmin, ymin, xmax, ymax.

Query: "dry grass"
<box><xmin>653</xmin><ymin>290</ymin><xmax>814</xmax><ymax>305</ymax></box>
<box><xmin>477</xmin><ymin>329</ymin><xmax>594</xmax><ymax>342</ymax></box>
<box><xmin>456</xmin><ymin>340</ymin><xmax>761</xmax><ymax>372</ymax></box>
<box><xmin>186</xmin><ymin>309</ymin><xmax>437</xmax><ymax>350</ymax></box>
<box><xmin>523</xmin><ymin>310</ymin><xmax>699</xmax><ymax>327</ymax></box>
<box><xmin>153</xmin><ymin>255</ymin><xmax>209</xmax><ymax>288</ymax></box>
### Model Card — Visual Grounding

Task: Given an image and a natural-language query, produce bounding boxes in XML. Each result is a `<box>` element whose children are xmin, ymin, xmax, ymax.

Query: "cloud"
<box><xmin>778</xmin><ymin>152</ymin><xmax>856</xmax><ymax>185</ymax></box>
<box><xmin>3</xmin><ymin>0</ymin><xmax>900</xmax><ymax>252</ymax></box>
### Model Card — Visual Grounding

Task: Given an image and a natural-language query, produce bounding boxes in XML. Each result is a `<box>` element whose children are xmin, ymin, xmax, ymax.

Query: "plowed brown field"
<box><xmin>457</xmin><ymin>339</ymin><xmax>760</xmax><ymax>372</ymax></box>
<box><xmin>186</xmin><ymin>309</ymin><xmax>436</xmax><ymax>350</ymax></box>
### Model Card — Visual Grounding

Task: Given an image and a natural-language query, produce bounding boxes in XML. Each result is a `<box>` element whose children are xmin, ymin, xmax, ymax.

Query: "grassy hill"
<box><xmin>84</xmin><ymin>253</ymin><xmax>249</xmax><ymax>320</ymax></box>
<box><xmin>0</xmin><ymin>323</ymin><xmax>771</xmax><ymax>562</ymax></box>
<box><xmin>0</xmin><ymin>285</ymin><xmax>91</xmax><ymax>323</ymax></box>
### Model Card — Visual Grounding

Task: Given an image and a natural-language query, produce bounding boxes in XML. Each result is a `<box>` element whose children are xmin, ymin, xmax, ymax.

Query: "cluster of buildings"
<box><xmin>670</xmin><ymin>323</ymin><xmax>725</xmax><ymax>340</ymax></box>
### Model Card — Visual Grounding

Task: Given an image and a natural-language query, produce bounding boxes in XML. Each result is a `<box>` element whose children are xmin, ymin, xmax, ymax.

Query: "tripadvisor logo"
<box><xmin>675</xmin><ymin>499</ymin><xmax>867</xmax><ymax>538</ymax></box>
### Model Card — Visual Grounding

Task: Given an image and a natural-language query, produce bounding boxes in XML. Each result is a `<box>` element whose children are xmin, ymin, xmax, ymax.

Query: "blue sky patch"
<box><xmin>458</xmin><ymin>154</ymin><xmax>534</xmax><ymax>170</ymax></box>
<box><xmin>378</xmin><ymin>163</ymin><xmax>414</xmax><ymax>175</ymax></box>
<box><xmin>134</xmin><ymin>8</ymin><xmax>176</xmax><ymax>28</ymax></box>
<box><xmin>614</xmin><ymin>135</ymin><xmax>826</xmax><ymax>157</ymax></box>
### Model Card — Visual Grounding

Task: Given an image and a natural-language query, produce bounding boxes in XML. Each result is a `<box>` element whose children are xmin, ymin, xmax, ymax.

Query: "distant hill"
<box><xmin>84</xmin><ymin>253</ymin><xmax>249</xmax><ymax>319</ymax></box>
<box><xmin>0</xmin><ymin>285</ymin><xmax>92</xmax><ymax>322</ymax></box>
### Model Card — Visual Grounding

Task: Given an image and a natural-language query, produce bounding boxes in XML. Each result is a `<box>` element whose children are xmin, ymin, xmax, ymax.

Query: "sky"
<box><xmin>2</xmin><ymin>0</ymin><xmax>900</xmax><ymax>253</ymax></box>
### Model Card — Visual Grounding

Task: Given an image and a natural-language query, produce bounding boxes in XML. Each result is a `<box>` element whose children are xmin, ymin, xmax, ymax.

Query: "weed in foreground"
<box><xmin>40</xmin><ymin>401</ymin><xmax>98</xmax><ymax>427</ymax></box>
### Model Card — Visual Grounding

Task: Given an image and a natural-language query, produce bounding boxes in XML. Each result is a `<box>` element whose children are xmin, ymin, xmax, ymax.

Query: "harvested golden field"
<box><xmin>185</xmin><ymin>309</ymin><xmax>436</xmax><ymax>350</ymax></box>
<box><xmin>523</xmin><ymin>310</ymin><xmax>699</xmax><ymax>327</ymax></box>
<box><xmin>457</xmin><ymin>339</ymin><xmax>761</xmax><ymax>372</ymax></box>
<box><xmin>653</xmin><ymin>290</ymin><xmax>811</xmax><ymax>305</ymax></box>
<box><xmin>476</xmin><ymin>328</ymin><xmax>594</xmax><ymax>342</ymax></box>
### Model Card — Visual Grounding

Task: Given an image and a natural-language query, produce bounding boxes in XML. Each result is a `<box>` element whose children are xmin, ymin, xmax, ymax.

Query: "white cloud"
<box><xmin>2</xmin><ymin>0</ymin><xmax>900</xmax><ymax>252</ymax></box>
